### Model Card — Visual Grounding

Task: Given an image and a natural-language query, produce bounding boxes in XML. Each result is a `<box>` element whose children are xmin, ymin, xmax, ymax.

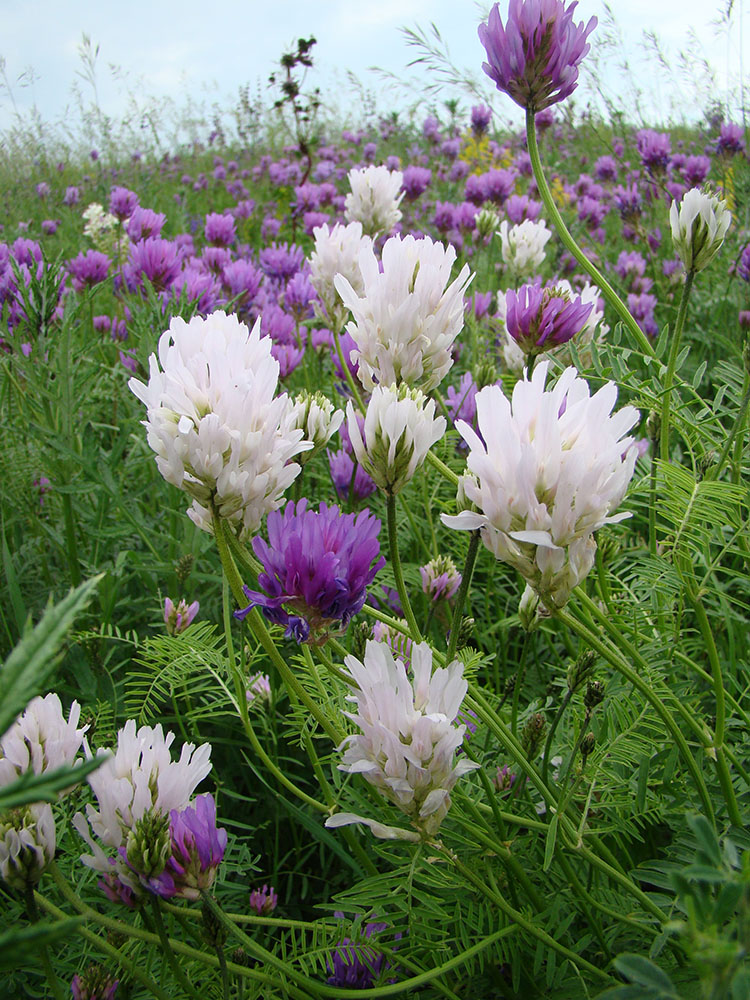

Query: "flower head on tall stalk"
<box><xmin>478</xmin><ymin>0</ymin><xmax>597</xmax><ymax>113</ymax></box>
<box><xmin>502</xmin><ymin>279</ymin><xmax>607</xmax><ymax>373</ymax></box>
<box><xmin>326</xmin><ymin>640</ymin><xmax>478</xmax><ymax>840</ymax></box>
<box><xmin>235</xmin><ymin>500</ymin><xmax>385</xmax><ymax>644</ymax></box>
<box><xmin>344</xmin><ymin>165</ymin><xmax>404</xmax><ymax>237</ymax></box>
<box><xmin>670</xmin><ymin>188</ymin><xmax>731</xmax><ymax>273</ymax></box>
<box><xmin>335</xmin><ymin>233</ymin><xmax>472</xmax><ymax>393</ymax></box>
<box><xmin>443</xmin><ymin>362</ymin><xmax>639</xmax><ymax>610</ymax></box>
<box><xmin>128</xmin><ymin>310</ymin><xmax>310</xmax><ymax>539</ymax></box>
<box><xmin>504</xmin><ymin>282</ymin><xmax>594</xmax><ymax>360</ymax></box>
<box><xmin>346</xmin><ymin>384</ymin><xmax>446</xmax><ymax>495</ymax></box>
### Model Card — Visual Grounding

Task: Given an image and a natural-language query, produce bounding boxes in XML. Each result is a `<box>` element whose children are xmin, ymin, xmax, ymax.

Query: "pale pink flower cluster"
<box><xmin>326</xmin><ymin>640</ymin><xmax>478</xmax><ymax>840</ymax></box>
<box><xmin>443</xmin><ymin>362</ymin><xmax>639</xmax><ymax>609</ymax></box>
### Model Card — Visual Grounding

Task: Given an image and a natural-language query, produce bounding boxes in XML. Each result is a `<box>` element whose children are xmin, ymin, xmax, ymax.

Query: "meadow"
<box><xmin>1</xmin><ymin>4</ymin><xmax>749</xmax><ymax>998</ymax></box>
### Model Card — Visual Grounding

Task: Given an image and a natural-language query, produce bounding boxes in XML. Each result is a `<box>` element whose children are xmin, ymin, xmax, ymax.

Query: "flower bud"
<box><xmin>287</xmin><ymin>390</ymin><xmax>344</xmax><ymax>462</ymax></box>
<box><xmin>518</xmin><ymin>584</ymin><xmax>542</xmax><ymax>631</ymax></box>
<box><xmin>476</xmin><ymin>206</ymin><xmax>500</xmax><ymax>240</ymax></box>
<box><xmin>201</xmin><ymin>898</ymin><xmax>227</xmax><ymax>948</ymax></box>
<box><xmin>584</xmin><ymin>680</ymin><xmax>605</xmax><ymax>713</ymax></box>
<box><xmin>472</xmin><ymin>358</ymin><xmax>498</xmax><ymax>390</ymax></box>
<box><xmin>493</xmin><ymin>764</ymin><xmax>519</xmax><ymax>794</ymax></box>
<box><xmin>420</xmin><ymin>555</ymin><xmax>462</xmax><ymax>603</ymax></box>
<box><xmin>249</xmin><ymin>883</ymin><xmax>278</xmax><ymax>915</ymax></box>
<box><xmin>567</xmin><ymin>651</ymin><xmax>596</xmax><ymax>693</ymax></box>
<box><xmin>521</xmin><ymin>712</ymin><xmax>546</xmax><ymax>760</ymax></box>
<box><xmin>125</xmin><ymin>810</ymin><xmax>172</xmax><ymax>881</ymax></box>
<box><xmin>670</xmin><ymin>187</ymin><xmax>731</xmax><ymax>272</ymax></box>
<box><xmin>246</xmin><ymin>672</ymin><xmax>272</xmax><ymax>708</ymax></box>
<box><xmin>71</xmin><ymin>965</ymin><xmax>119</xmax><ymax>1000</ymax></box>
<box><xmin>580</xmin><ymin>731</ymin><xmax>596</xmax><ymax>767</ymax></box>
<box><xmin>164</xmin><ymin>597</ymin><xmax>199</xmax><ymax>635</ymax></box>
<box><xmin>174</xmin><ymin>553</ymin><xmax>194</xmax><ymax>587</ymax></box>
<box><xmin>346</xmin><ymin>385</ymin><xmax>445</xmax><ymax>495</ymax></box>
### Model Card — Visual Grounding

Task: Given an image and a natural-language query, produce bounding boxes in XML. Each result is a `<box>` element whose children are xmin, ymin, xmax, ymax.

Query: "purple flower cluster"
<box><xmin>150</xmin><ymin>794</ymin><xmax>227</xmax><ymax>900</ymax></box>
<box><xmin>236</xmin><ymin>500</ymin><xmax>385</xmax><ymax>643</ymax></box>
<box><xmin>478</xmin><ymin>0</ymin><xmax>597</xmax><ymax>113</ymax></box>
<box><xmin>505</xmin><ymin>283</ymin><xmax>594</xmax><ymax>355</ymax></box>
<box><xmin>327</xmin><ymin>919</ymin><xmax>396</xmax><ymax>989</ymax></box>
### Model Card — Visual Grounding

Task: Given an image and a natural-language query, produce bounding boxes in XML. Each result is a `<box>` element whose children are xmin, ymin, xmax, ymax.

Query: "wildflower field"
<box><xmin>1</xmin><ymin>3</ymin><xmax>750</xmax><ymax>997</ymax></box>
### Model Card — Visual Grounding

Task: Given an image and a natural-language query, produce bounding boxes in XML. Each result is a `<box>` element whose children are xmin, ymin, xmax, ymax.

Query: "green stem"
<box><xmin>386</xmin><ymin>493</ymin><xmax>422</xmax><ymax>641</ymax></box>
<box><xmin>214</xmin><ymin>517</ymin><xmax>344</xmax><ymax>745</ymax></box>
<box><xmin>465</xmin><ymin>688</ymin><xmax>669</xmax><ymax>922</ymax></box>
<box><xmin>441</xmin><ymin>846</ymin><xmax>615</xmax><ymax>984</ymax></box>
<box><xmin>712</xmin><ymin>369</ymin><xmax>750</xmax><ymax>482</ymax></box>
<box><xmin>333</xmin><ymin>327</ymin><xmax>366</xmax><ymax>413</ymax></box>
<box><xmin>151</xmin><ymin>897</ymin><xmax>201</xmax><ymax>999</ymax></box>
<box><xmin>35</xmin><ymin>893</ymin><xmax>174</xmax><ymax>1000</ymax></box>
<box><xmin>216</xmin><ymin>941</ymin><xmax>231</xmax><ymax>1000</ymax></box>
<box><xmin>454</xmin><ymin>795</ymin><xmax>545</xmax><ymax>912</ymax></box>
<box><xmin>42</xmin><ymin>872</ymin><xmax>286</xmax><ymax>993</ymax></box>
<box><xmin>200</xmin><ymin>888</ymin><xmax>517</xmax><ymax>999</ymax></box>
<box><xmin>660</xmin><ymin>268</ymin><xmax>695</xmax><ymax>461</ymax></box>
<box><xmin>688</xmin><ymin>594</ymin><xmax>742</xmax><ymax>826</ymax></box>
<box><xmin>445</xmin><ymin>529</ymin><xmax>480</xmax><ymax>664</ymax></box>
<box><xmin>24</xmin><ymin>885</ymin><xmax>65</xmax><ymax>1000</ymax></box>
<box><xmin>510</xmin><ymin>631</ymin><xmax>531</xmax><ymax>737</ymax></box>
<box><xmin>558</xmin><ymin>599</ymin><xmax>715</xmax><ymax>823</ymax></box>
<box><xmin>542</xmin><ymin>688</ymin><xmax>574</xmax><ymax>787</ymax></box>
<box><xmin>426</xmin><ymin>448</ymin><xmax>460</xmax><ymax>487</ymax></box>
<box><xmin>525</xmin><ymin>106</ymin><xmax>655</xmax><ymax>358</ymax></box>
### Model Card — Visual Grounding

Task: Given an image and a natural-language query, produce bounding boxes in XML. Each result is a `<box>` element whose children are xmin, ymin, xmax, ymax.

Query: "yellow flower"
<box><xmin>720</xmin><ymin>165</ymin><xmax>735</xmax><ymax>213</ymax></box>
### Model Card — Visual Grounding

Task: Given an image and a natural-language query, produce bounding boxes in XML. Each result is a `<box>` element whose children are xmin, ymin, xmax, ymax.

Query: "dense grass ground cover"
<box><xmin>1</xmin><ymin>8</ymin><xmax>750</xmax><ymax>998</ymax></box>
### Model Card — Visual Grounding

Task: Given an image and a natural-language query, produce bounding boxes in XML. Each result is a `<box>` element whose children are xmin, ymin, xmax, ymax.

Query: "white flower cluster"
<box><xmin>501</xmin><ymin>279</ymin><xmax>608</xmax><ymax>374</ymax></box>
<box><xmin>344</xmin><ymin>165</ymin><xmax>404</xmax><ymax>237</ymax></box>
<box><xmin>497</xmin><ymin>218</ymin><xmax>552</xmax><ymax>282</ymax></box>
<box><xmin>82</xmin><ymin>202</ymin><xmax>128</xmax><ymax>255</ymax></box>
<box><xmin>74</xmin><ymin>720</ymin><xmax>212</xmax><ymax>891</ymax></box>
<box><xmin>335</xmin><ymin>234</ymin><xmax>472</xmax><ymax>394</ymax></box>
<box><xmin>309</xmin><ymin>221</ymin><xmax>373</xmax><ymax>328</ymax></box>
<box><xmin>346</xmin><ymin>384</ymin><xmax>446</xmax><ymax>495</ymax></box>
<box><xmin>0</xmin><ymin>693</ymin><xmax>88</xmax><ymax>889</ymax></box>
<box><xmin>670</xmin><ymin>187</ymin><xmax>731</xmax><ymax>273</ymax></box>
<box><xmin>0</xmin><ymin>693</ymin><xmax>87</xmax><ymax>783</ymax></box>
<box><xmin>443</xmin><ymin>362</ymin><xmax>639</xmax><ymax>610</ymax></box>
<box><xmin>128</xmin><ymin>310</ymin><xmax>311</xmax><ymax>538</ymax></box>
<box><xmin>326</xmin><ymin>640</ymin><xmax>478</xmax><ymax>840</ymax></box>
<box><xmin>287</xmin><ymin>389</ymin><xmax>344</xmax><ymax>462</ymax></box>
<box><xmin>0</xmin><ymin>804</ymin><xmax>56</xmax><ymax>890</ymax></box>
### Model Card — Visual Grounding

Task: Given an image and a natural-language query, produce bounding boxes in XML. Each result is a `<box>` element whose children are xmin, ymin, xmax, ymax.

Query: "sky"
<box><xmin>0</xmin><ymin>0</ymin><xmax>746</xmax><ymax>143</ymax></box>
